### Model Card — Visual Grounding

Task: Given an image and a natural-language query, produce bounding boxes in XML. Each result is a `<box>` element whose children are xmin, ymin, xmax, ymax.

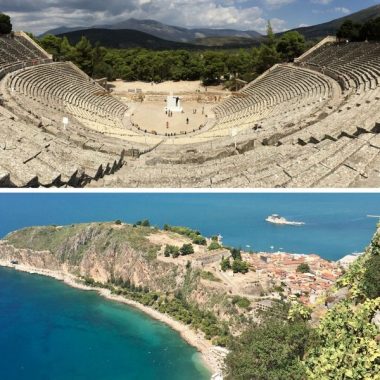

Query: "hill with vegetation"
<box><xmin>57</xmin><ymin>28</ymin><xmax>198</xmax><ymax>50</ymax></box>
<box><xmin>38</xmin><ymin>24</ymin><xmax>308</xmax><ymax>85</ymax></box>
<box><xmin>286</xmin><ymin>4</ymin><xmax>380</xmax><ymax>40</ymax></box>
<box><xmin>42</xmin><ymin>18</ymin><xmax>263</xmax><ymax>44</ymax></box>
<box><xmin>41</xmin><ymin>5</ymin><xmax>380</xmax><ymax>45</ymax></box>
<box><xmin>0</xmin><ymin>221</ymin><xmax>251</xmax><ymax>345</ymax></box>
<box><xmin>194</xmin><ymin>36</ymin><xmax>260</xmax><ymax>48</ymax></box>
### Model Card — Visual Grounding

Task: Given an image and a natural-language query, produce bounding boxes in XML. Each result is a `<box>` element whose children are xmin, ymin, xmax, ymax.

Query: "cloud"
<box><xmin>334</xmin><ymin>7</ymin><xmax>350</xmax><ymax>15</ymax></box>
<box><xmin>2</xmin><ymin>0</ymin><xmax>272</xmax><ymax>34</ymax></box>
<box><xmin>263</xmin><ymin>0</ymin><xmax>296</xmax><ymax>8</ymax></box>
<box><xmin>269</xmin><ymin>17</ymin><xmax>287</xmax><ymax>32</ymax></box>
<box><xmin>310</xmin><ymin>0</ymin><xmax>333</xmax><ymax>4</ymax></box>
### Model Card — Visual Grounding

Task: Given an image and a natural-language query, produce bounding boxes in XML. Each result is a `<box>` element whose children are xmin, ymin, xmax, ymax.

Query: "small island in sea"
<box><xmin>0</xmin><ymin>219</ymin><xmax>379</xmax><ymax>379</ymax></box>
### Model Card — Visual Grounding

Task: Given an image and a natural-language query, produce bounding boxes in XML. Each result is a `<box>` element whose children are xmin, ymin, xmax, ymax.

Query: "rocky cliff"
<box><xmin>0</xmin><ymin>222</ymin><xmax>239</xmax><ymax>334</ymax></box>
<box><xmin>0</xmin><ymin>223</ymin><xmax>183</xmax><ymax>291</ymax></box>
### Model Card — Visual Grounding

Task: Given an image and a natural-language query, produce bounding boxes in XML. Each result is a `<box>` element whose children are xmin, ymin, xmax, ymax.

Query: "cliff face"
<box><xmin>0</xmin><ymin>222</ymin><xmax>244</xmax><ymax>332</ymax></box>
<box><xmin>0</xmin><ymin>223</ymin><xmax>181</xmax><ymax>292</ymax></box>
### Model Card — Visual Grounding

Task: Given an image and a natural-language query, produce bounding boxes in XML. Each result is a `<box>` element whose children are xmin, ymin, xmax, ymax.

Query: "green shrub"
<box><xmin>164</xmin><ymin>244</ymin><xmax>180</xmax><ymax>258</ymax></box>
<box><xmin>362</xmin><ymin>254</ymin><xmax>380</xmax><ymax>299</ymax></box>
<box><xmin>192</xmin><ymin>235</ymin><xmax>207</xmax><ymax>245</ymax></box>
<box><xmin>296</xmin><ymin>263</ymin><xmax>311</xmax><ymax>273</ymax></box>
<box><xmin>230</xmin><ymin>247</ymin><xmax>242</xmax><ymax>260</ymax></box>
<box><xmin>208</xmin><ymin>241</ymin><xmax>221</xmax><ymax>250</ymax></box>
<box><xmin>232</xmin><ymin>259</ymin><xmax>249</xmax><ymax>274</ymax></box>
<box><xmin>221</xmin><ymin>257</ymin><xmax>231</xmax><ymax>272</ymax></box>
<box><xmin>304</xmin><ymin>299</ymin><xmax>380</xmax><ymax>379</ymax></box>
<box><xmin>231</xmin><ymin>296</ymin><xmax>250</xmax><ymax>309</ymax></box>
<box><xmin>226</xmin><ymin>307</ymin><xmax>312</xmax><ymax>380</ymax></box>
<box><xmin>200</xmin><ymin>271</ymin><xmax>221</xmax><ymax>282</ymax></box>
<box><xmin>163</xmin><ymin>224</ymin><xmax>201</xmax><ymax>240</ymax></box>
<box><xmin>180</xmin><ymin>243</ymin><xmax>194</xmax><ymax>256</ymax></box>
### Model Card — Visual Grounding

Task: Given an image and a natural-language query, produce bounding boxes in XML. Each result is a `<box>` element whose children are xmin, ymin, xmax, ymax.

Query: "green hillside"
<box><xmin>57</xmin><ymin>28</ymin><xmax>198</xmax><ymax>50</ymax></box>
<box><xmin>287</xmin><ymin>4</ymin><xmax>380</xmax><ymax>40</ymax></box>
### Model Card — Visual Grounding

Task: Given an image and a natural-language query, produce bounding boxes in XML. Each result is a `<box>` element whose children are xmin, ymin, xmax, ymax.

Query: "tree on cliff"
<box><xmin>232</xmin><ymin>259</ymin><xmax>249</xmax><ymax>274</ymax></box>
<box><xmin>180</xmin><ymin>243</ymin><xmax>194</xmax><ymax>256</ymax></box>
<box><xmin>230</xmin><ymin>247</ymin><xmax>242</xmax><ymax>260</ymax></box>
<box><xmin>0</xmin><ymin>13</ymin><xmax>12</xmax><ymax>35</ymax></box>
<box><xmin>221</xmin><ymin>257</ymin><xmax>231</xmax><ymax>271</ymax></box>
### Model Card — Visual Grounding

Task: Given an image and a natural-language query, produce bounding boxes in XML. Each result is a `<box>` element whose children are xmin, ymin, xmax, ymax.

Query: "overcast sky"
<box><xmin>1</xmin><ymin>0</ymin><xmax>379</xmax><ymax>35</ymax></box>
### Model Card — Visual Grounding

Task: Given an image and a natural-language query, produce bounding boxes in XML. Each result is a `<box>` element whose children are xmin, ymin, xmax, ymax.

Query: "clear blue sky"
<box><xmin>2</xmin><ymin>0</ymin><xmax>379</xmax><ymax>35</ymax></box>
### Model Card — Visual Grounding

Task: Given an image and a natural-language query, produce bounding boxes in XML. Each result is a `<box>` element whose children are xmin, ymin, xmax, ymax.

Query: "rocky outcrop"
<box><xmin>0</xmin><ymin>223</ymin><xmax>182</xmax><ymax>293</ymax></box>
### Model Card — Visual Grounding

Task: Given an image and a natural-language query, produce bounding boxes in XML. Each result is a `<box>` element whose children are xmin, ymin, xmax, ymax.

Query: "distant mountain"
<box><xmin>57</xmin><ymin>28</ymin><xmax>261</xmax><ymax>50</ymax></box>
<box><xmin>284</xmin><ymin>4</ymin><xmax>380</xmax><ymax>40</ymax></box>
<box><xmin>43</xmin><ymin>4</ymin><xmax>380</xmax><ymax>46</ymax></box>
<box><xmin>57</xmin><ymin>28</ymin><xmax>199</xmax><ymax>50</ymax></box>
<box><xmin>195</xmin><ymin>36</ymin><xmax>261</xmax><ymax>48</ymax></box>
<box><xmin>42</xmin><ymin>18</ymin><xmax>263</xmax><ymax>43</ymax></box>
<box><xmin>40</xmin><ymin>26</ymin><xmax>89</xmax><ymax>37</ymax></box>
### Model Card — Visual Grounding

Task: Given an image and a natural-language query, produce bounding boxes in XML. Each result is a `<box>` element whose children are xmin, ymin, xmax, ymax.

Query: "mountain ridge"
<box><xmin>283</xmin><ymin>4</ymin><xmax>380</xmax><ymax>40</ymax></box>
<box><xmin>41</xmin><ymin>18</ymin><xmax>263</xmax><ymax>43</ymax></box>
<box><xmin>40</xmin><ymin>5</ymin><xmax>380</xmax><ymax>44</ymax></box>
<box><xmin>56</xmin><ymin>28</ymin><xmax>200</xmax><ymax>50</ymax></box>
<box><xmin>57</xmin><ymin>28</ymin><xmax>261</xmax><ymax>50</ymax></box>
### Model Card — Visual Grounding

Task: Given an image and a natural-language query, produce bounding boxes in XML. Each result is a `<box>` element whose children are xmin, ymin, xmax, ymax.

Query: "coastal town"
<box><xmin>151</xmin><ymin>227</ymin><xmax>345</xmax><ymax>309</ymax></box>
<box><xmin>244</xmin><ymin>252</ymin><xmax>343</xmax><ymax>305</ymax></box>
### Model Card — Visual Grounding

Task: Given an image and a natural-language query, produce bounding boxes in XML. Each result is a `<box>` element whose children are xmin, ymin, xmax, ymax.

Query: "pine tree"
<box><xmin>0</xmin><ymin>13</ymin><xmax>12</xmax><ymax>35</ymax></box>
<box><xmin>266</xmin><ymin>20</ymin><xmax>275</xmax><ymax>47</ymax></box>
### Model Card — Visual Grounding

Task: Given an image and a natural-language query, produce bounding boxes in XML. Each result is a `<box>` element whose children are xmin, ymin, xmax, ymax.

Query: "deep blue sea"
<box><xmin>0</xmin><ymin>192</ymin><xmax>379</xmax><ymax>379</ymax></box>
<box><xmin>1</xmin><ymin>193</ymin><xmax>379</xmax><ymax>260</ymax></box>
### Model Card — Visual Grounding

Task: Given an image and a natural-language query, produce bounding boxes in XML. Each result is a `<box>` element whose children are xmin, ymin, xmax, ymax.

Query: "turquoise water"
<box><xmin>0</xmin><ymin>267</ymin><xmax>210</xmax><ymax>380</ymax></box>
<box><xmin>1</xmin><ymin>193</ymin><xmax>380</xmax><ymax>260</ymax></box>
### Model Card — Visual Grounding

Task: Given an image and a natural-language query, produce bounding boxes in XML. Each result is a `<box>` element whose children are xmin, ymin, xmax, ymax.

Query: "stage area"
<box><xmin>110</xmin><ymin>80</ymin><xmax>230</xmax><ymax>135</ymax></box>
<box><xmin>129</xmin><ymin>101</ymin><xmax>216</xmax><ymax>135</ymax></box>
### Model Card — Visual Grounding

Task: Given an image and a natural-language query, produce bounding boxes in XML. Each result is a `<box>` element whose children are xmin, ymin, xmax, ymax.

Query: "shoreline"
<box><xmin>0</xmin><ymin>260</ymin><xmax>224</xmax><ymax>377</ymax></box>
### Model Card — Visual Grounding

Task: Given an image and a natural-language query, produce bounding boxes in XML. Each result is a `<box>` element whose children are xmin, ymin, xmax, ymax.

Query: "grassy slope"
<box><xmin>5</xmin><ymin>222</ymin><xmax>160</xmax><ymax>263</ymax></box>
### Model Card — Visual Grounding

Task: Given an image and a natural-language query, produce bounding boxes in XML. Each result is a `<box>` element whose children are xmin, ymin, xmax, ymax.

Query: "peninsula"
<box><xmin>0</xmin><ymin>220</ymin><xmax>378</xmax><ymax>379</ymax></box>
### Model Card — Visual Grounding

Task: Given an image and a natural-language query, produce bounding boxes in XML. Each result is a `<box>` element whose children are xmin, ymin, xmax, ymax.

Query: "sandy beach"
<box><xmin>0</xmin><ymin>260</ymin><xmax>225</xmax><ymax>377</ymax></box>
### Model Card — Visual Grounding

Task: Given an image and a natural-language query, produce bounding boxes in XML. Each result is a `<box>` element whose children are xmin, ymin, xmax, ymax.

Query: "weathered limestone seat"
<box><xmin>298</xmin><ymin>41</ymin><xmax>380</xmax><ymax>91</ymax></box>
<box><xmin>1</xmin><ymin>34</ymin><xmax>380</xmax><ymax>188</ymax></box>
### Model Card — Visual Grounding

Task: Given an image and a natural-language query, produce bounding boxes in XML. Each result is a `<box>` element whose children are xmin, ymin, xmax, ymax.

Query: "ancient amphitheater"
<box><xmin>1</xmin><ymin>33</ymin><xmax>379</xmax><ymax>188</ymax></box>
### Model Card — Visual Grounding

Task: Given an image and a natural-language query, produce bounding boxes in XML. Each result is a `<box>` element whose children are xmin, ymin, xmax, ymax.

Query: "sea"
<box><xmin>1</xmin><ymin>192</ymin><xmax>379</xmax><ymax>380</ymax></box>
<box><xmin>1</xmin><ymin>192</ymin><xmax>379</xmax><ymax>260</ymax></box>
<box><xmin>0</xmin><ymin>266</ymin><xmax>210</xmax><ymax>380</ymax></box>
